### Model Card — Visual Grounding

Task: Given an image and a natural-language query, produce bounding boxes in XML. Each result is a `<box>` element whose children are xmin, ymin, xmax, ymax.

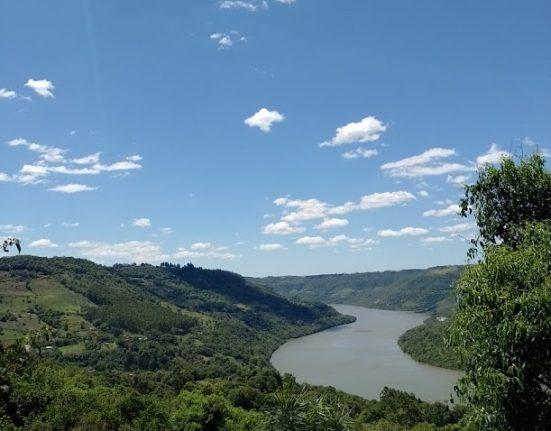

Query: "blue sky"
<box><xmin>1</xmin><ymin>0</ymin><xmax>550</xmax><ymax>276</ymax></box>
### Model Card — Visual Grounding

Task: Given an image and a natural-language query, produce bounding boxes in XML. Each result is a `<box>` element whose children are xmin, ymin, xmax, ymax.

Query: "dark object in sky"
<box><xmin>3</xmin><ymin>238</ymin><xmax>21</xmax><ymax>254</ymax></box>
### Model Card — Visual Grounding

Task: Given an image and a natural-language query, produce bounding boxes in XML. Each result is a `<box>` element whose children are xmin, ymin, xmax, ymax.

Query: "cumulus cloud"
<box><xmin>49</xmin><ymin>184</ymin><xmax>97</xmax><ymax>194</ymax></box>
<box><xmin>320</xmin><ymin>116</ymin><xmax>386</xmax><ymax>147</ymax></box>
<box><xmin>132</xmin><ymin>218</ymin><xmax>151</xmax><ymax>228</ymax></box>
<box><xmin>378</xmin><ymin>227</ymin><xmax>429</xmax><ymax>237</ymax></box>
<box><xmin>314</xmin><ymin>218</ymin><xmax>349</xmax><ymax>230</ymax></box>
<box><xmin>476</xmin><ymin>143</ymin><xmax>511</xmax><ymax>165</ymax></box>
<box><xmin>256</xmin><ymin>243</ymin><xmax>287</xmax><ymax>251</ymax></box>
<box><xmin>25</xmin><ymin>79</ymin><xmax>55</xmax><ymax>98</ymax></box>
<box><xmin>263</xmin><ymin>221</ymin><xmax>305</xmax><ymax>235</ymax></box>
<box><xmin>219</xmin><ymin>1</ymin><xmax>268</xmax><ymax>12</ymax></box>
<box><xmin>245</xmin><ymin>108</ymin><xmax>285</xmax><ymax>132</ymax></box>
<box><xmin>174</xmin><ymin>242</ymin><xmax>240</xmax><ymax>260</ymax></box>
<box><xmin>381</xmin><ymin>148</ymin><xmax>473</xmax><ymax>178</ymax></box>
<box><xmin>29</xmin><ymin>238</ymin><xmax>58</xmax><ymax>248</ymax></box>
<box><xmin>0</xmin><ymin>88</ymin><xmax>17</xmax><ymax>99</ymax></box>
<box><xmin>418</xmin><ymin>190</ymin><xmax>429</xmax><ymax>198</ymax></box>
<box><xmin>8</xmin><ymin>138</ymin><xmax>66</xmax><ymax>163</ymax></box>
<box><xmin>265</xmin><ymin>191</ymin><xmax>415</xmax><ymax>235</ymax></box>
<box><xmin>342</xmin><ymin>147</ymin><xmax>379</xmax><ymax>159</ymax></box>
<box><xmin>70</xmin><ymin>240</ymin><xmax>167</xmax><ymax>263</ymax></box>
<box><xmin>423</xmin><ymin>204</ymin><xmax>461</xmax><ymax>217</ymax></box>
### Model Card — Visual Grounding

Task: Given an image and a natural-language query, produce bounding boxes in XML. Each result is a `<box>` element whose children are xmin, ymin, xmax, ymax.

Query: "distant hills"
<box><xmin>250</xmin><ymin>265</ymin><xmax>464</xmax><ymax>314</ymax></box>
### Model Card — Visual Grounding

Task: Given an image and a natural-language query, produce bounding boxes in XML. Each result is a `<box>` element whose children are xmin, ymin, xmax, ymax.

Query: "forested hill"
<box><xmin>250</xmin><ymin>265</ymin><xmax>464</xmax><ymax>313</ymax></box>
<box><xmin>0</xmin><ymin>255</ymin><xmax>352</xmax><ymax>371</ymax></box>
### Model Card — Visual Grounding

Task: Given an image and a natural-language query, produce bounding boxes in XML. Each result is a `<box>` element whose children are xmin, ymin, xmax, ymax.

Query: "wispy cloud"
<box><xmin>70</xmin><ymin>240</ymin><xmax>168</xmax><ymax>263</ymax></box>
<box><xmin>49</xmin><ymin>184</ymin><xmax>97</xmax><ymax>194</ymax></box>
<box><xmin>210</xmin><ymin>31</ymin><xmax>247</xmax><ymax>49</ymax></box>
<box><xmin>378</xmin><ymin>227</ymin><xmax>428</xmax><ymax>237</ymax></box>
<box><xmin>422</xmin><ymin>203</ymin><xmax>460</xmax><ymax>217</ymax></box>
<box><xmin>132</xmin><ymin>218</ymin><xmax>151</xmax><ymax>228</ymax></box>
<box><xmin>0</xmin><ymin>224</ymin><xmax>28</xmax><ymax>234</ymax></box>
<box><xmin>342</xmin><ymin>147</ymin><xmax>378</xmax><ymax>159</ymax></box>
<box><xmin>296</xmin><ymin>235</ymin><xmax>377</xmax><ymax>250</ymax></box>
<box><xmin>219</xmin><ymin>1</ymin><xmax>268</xmax><ymax>12</ymax></box>
<box><xmin>420</xmin><ymin>236</ymin><xmax>453</xmax><ymax>244</ymax></box>
<box><xmin>320</xmin><ymin>116</ymin><xmax>386</xmax><ymax>147</ymax></box>
<box><xmin>256</xmin><ymin>243</ymin><xmax>287</xmax><ymax>251</ymax></box>
<box><xmin>381</xmin><ymin>148</ymin><xmax>473</xmax><ymax>177</ymax></box>
<box><xmin>174</xmin><ymin>242</ymin><xmax>241</xmax><ymax>260</ymax></box>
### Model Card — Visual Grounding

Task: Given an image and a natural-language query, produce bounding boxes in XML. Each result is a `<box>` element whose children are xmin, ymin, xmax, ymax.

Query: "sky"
<box><xmin>1</xmin><ymin>0</ymin><xmax>550</xmax><ymax>276</ymax></box>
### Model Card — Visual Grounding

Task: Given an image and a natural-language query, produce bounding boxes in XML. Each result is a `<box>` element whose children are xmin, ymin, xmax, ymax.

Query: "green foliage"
<box><xmin>398</xmin><ymin>317</ymin><xmax>461</xmax><ymax>370</ymax></box>
<box><xmin>252</xmin><ymin>266</ymin><xmax>463</xmax><ymax>313</ymax></box>
<box><xmin>449</xmin><ymin>223</ymin><xmax>551</xmax><ymax>430</ymax></box>
<box><xmin>460</xmin><ymin>153</ymin><xmax>551</xmax><ymax>255</ymax></box>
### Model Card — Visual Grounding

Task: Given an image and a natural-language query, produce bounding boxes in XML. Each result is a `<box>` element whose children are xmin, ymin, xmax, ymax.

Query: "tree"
<box><xmin>460</xmin><ymin>153</ymin><xmax>551</xmax><ymax>255</ymax></box>
<box><xmin>449</xmin><ymin>222</ymin><xmax>551</xmax><ymax>430</ymax></box>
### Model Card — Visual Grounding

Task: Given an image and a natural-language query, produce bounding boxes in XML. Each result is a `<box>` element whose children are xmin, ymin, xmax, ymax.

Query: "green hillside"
<box><xmin>250</xmin><ymin>265</ymin><xmax>463</xmax><ymax>313</ymax></box>
<box><xmin>0</xmin><ymin>256</ymin><xmax>464</xmax><ymax>430</ymax></box>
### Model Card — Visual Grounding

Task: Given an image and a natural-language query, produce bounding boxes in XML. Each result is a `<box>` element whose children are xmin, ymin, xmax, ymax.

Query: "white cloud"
<box><xmin>0</xmin><ymin>173</ymin><xmax>13</xmax><ymax>182</ymax></box>
<box><xmin>356</xmin><ymin>191</ymin><xmax>416</xmax><ymax>211</ymax></box>
<box><xmin>420</xmin><ymin>236</ymin><xmax>453</xmax><ymax>244</ymax></box>
<box><xmin>279</xmin><ymin>198</ymin><xmax>329</xmax><ymax>223</ymax></box>
<box><xmin>219</xmin><ymin>1</ymin><xmax>268</xmax><ymax>12</ymax></box>
<box><xmin>49</xmin><ymin>184</ymin><xmax>97</xmax><ymax>193</ymax></box>
<box><xmin>245</xmin><ymin>108</ymin><xmax>285</xmax><ymax>132</ymax></box>
<box><xmin>256</xmin><ymin>243</ymin><xmax>287</xmax><ymax>251</ymax></box>
<box><xmin>61</xmin><ymin>222</ymin><xmax>80</xmax><ymax>227</ymax></box>
<box><xmin>446</xmin><ymin>174</ymin><xmax>470</xmax><ymax>187</ymax></box>
<box><xmin>320</xmin><ymin>116</ymin><xmax>386</xmax><ymax>147</ymax></box>
<box><xmin>8</xmin><ymin>138</ymin><xmax>66</xmax><ymax>163</ymax></box>
<box><xmin>418</xmin><ymin>190</ymin><xmax>429</xmax><ymax>198</ymax></box>
<box><xmin>132</xmin><ymin>218</ymin><xmax>151</xmax><ymax>228</ymax></box>
<box><xmin>381</xmin><ymin>148</ymin><xmax>473</xmax><ymax>178</ymax></box>
<box><xmin>274</xmin><ymin>0</ymin><xmax>295</xmax><ymax>3</ymax></box>
<box><xmin>342</xmin><ymin>147</ymin><xmax>379</xmax><ymax>159</ymax></box>
<box><xmin>0</xmin><ymin>224</ymin><xmax>27</xmax><ymax>234</ymax></box>
<box><xmin>25</xmin><ymin>79</ymin><xmax>55</xmax><ymax>98</ymax></box>
<box><xmin>0</xmin><ymin>88</ymin><xmax>17</xmax><ymax>99</ymax></box>
<box><xmin>210</xmin><ymin>31</ymin><xmax>246</xmax><ymax>49</ymax></box>
<box><xmin>263</xmin><ymin>221</ymin><xmax>305</xmax><ymax>235</ymax></box>
<box><xmin>174</xmin><ymin>242</ymin><xmax>240</xmax><ymax>260</ymax></box>
<box><xmin>159</xmin><ymin>227</ymin><xmax>172</xmax><ymax>235</ymax></box>
<box><xmin>29</xmin><ymin>238</ymin><xmax>58</xmax><ymax>248</ymax></box>
<box><xmin>70</xmin><ymin>240</ymin><xmax>167</xmax><ymax>263</ymax></box>
<box><xmin>93</xmin><ymin>157</ymin><xmax>142</xmax><ymax>172</ymax></box>
<box><xmin>438</xmin><ymin>223</ymin><xmax>475</xmax><ymax>233</ymax></box>
<box><xmin>378</xmin><ymin>227</ymin><xmax>429</xmax><ymax>237</ymax></box>
<box><xmin>476</xmin><ymin>143</ymin><xmax>511</xmax><ymax>165</ymax></box>
<box><xmin>423</xmin><ymin>204</ymin><xmax>461</xmax><ymax>217</ymax></box>
<box><xmin>73</xmin><ymin>152</ymin><xmax>101</xmax><ymax>165</ymax></box>
<box><xmin>314</xmin><ymin>218</ymin><xmax>349</xmax><ymax>230</ymax></box>
<box><xmin>296</xmin><ymin>234</ymin><xmax>377</xmax><ymax>250</ymax></box>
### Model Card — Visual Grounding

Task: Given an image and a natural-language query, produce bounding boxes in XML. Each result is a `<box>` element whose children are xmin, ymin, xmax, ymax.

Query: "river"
<box><xmin>271</xmin><ymin>304</ymin><xmax>462</xmax><ymax>402</ymax></box>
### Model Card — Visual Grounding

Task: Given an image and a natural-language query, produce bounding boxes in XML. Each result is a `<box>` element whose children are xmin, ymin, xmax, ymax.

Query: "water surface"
<box><xmin>271</xmin><ymin>304</ymin><xmax>462</xmax><ymax>401</ymax></box>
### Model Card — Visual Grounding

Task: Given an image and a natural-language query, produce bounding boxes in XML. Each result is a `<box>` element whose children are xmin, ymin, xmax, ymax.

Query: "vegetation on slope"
<box><xmin>398</xmin><ymin>317</ymin><xmax>461</xmax><ymax>370</ymax></box>
<box><xmin>0</xmin><ymin>255</ymin><xmax>465</xmax><ymax>430</ymax></box>
<box><xmin>251</xmin><ymin>265</ymin><xmax>463</xmax><ymax>313</ymax></box>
